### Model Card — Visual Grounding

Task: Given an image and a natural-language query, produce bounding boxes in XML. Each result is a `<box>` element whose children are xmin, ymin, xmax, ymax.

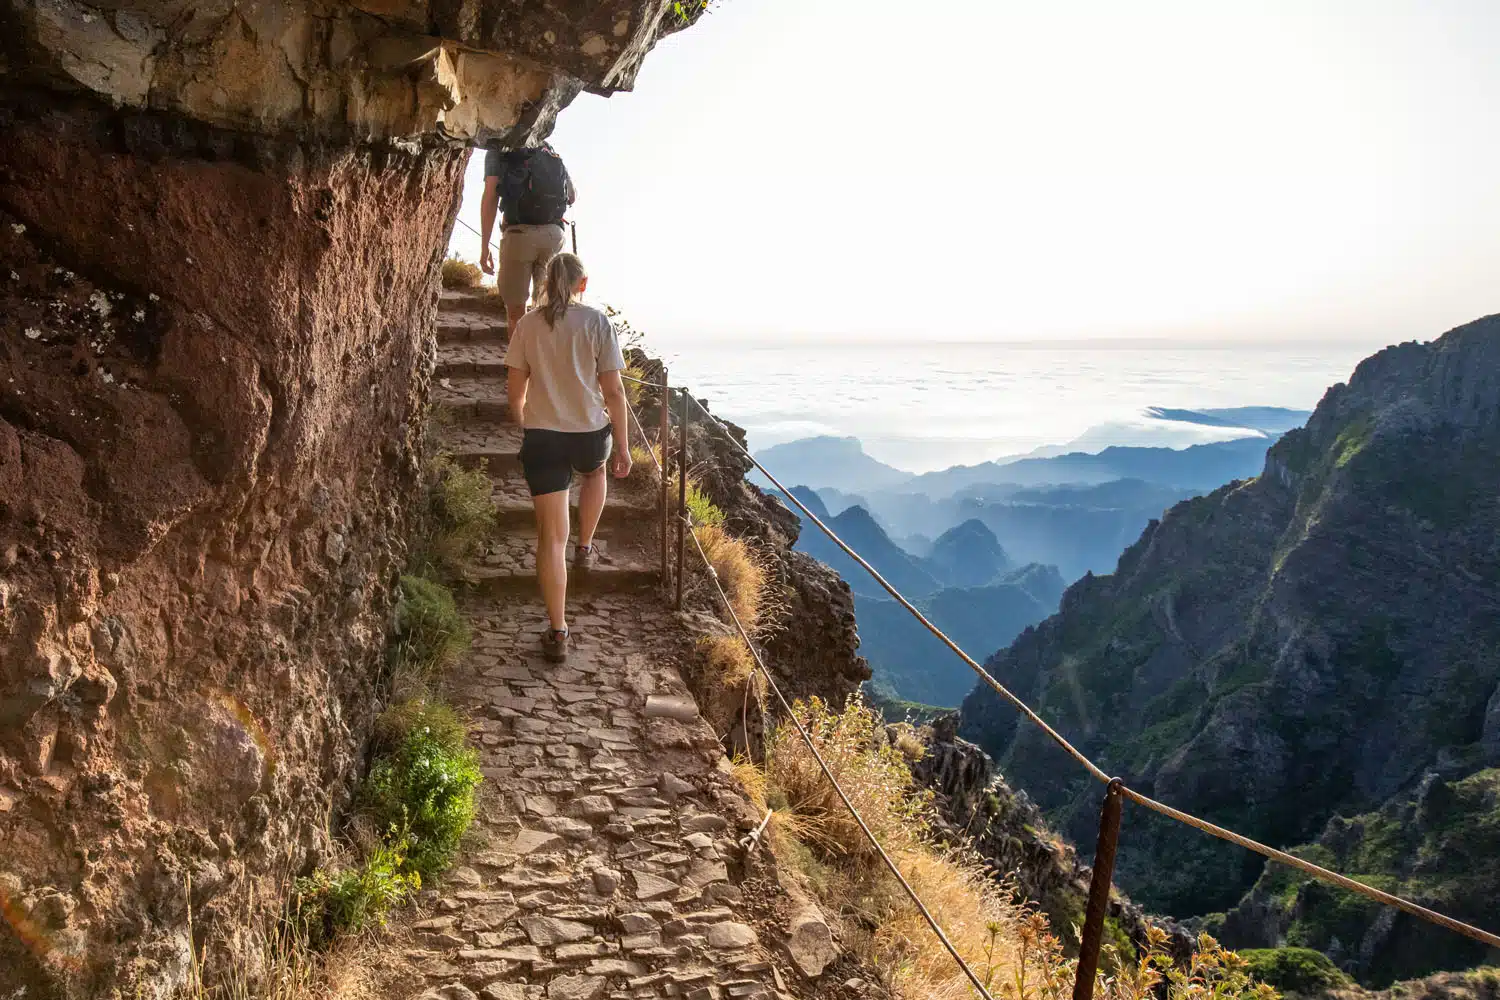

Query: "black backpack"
<box><xmin>505</xmin><ymin>146</ymin><xmax>572</xmax><ymax>226</ymax></box>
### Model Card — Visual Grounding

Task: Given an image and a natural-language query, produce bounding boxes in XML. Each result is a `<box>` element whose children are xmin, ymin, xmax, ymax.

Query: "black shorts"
<box><xmin>520</xmin><ymin>426</ymin><xmax>612</xmax><ymax>496</ymax></box>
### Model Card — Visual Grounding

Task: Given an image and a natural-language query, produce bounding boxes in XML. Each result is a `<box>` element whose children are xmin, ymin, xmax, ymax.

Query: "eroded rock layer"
<box><xmin>0</xmin><ymin>2</ymin><xmax>693</xmax><ymax>995</ymax></box>
<box><xmin>0</xmin><ymin>88</ymin><xmax>463</xmax><ymax>996</ymax></box>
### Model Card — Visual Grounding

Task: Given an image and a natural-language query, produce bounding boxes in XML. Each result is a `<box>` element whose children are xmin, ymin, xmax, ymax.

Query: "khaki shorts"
<box><xmin>499</xmin><ymin>223</ymin><xmax>566</xmax><ymax>310</ymax></box>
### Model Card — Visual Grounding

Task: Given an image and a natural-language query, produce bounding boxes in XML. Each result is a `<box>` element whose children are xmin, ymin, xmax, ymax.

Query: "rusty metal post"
<box><xmin>1073</xmin><ymin>778</ymin><xmax>1125</xmax><ymax>1000</ymax></box>
<box><xmin>674</xmin><ymin>387</ymin><xmax>690</xmax><ymax>611</ymax></box>
<box><xmin>657</xmin><ymin>370</ymin><xmax>670</xmax><ymax>588</ymax></box>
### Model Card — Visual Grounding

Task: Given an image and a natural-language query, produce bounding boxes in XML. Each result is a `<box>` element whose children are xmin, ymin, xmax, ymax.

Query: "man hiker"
<box><xmin>479</xmin><ymin>143</ymin><xmax>576</xmax><ymax>334</ymax></box>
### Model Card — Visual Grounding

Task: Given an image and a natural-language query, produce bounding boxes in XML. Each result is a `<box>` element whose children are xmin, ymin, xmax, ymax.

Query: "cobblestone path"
<box><xmin>393</xmin><ymin>290</ymin><xmax>811</xmax><ymax>1000</ymax></box>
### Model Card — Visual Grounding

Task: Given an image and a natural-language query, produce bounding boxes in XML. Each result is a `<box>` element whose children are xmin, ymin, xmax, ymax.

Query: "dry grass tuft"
<box><xmin>698</xmin><ymin>634</ymin><xmax>759</xmax><ymax>691</ymax></box>
<box><xmin>759</xmin><ymin>695</ymin><xmax>1027</xmax><ymax>998</ymax></box>
<box><xmin>440</xmin><ymin>256</ymin><xmax>481</xmax><ymax>289</ymax></box>
<box><xmin>694</xmin><ymin>522</ymin><xmax>774</xmax><ymax>635</ymax></box>
<box><xmin>751</xmin><ymin>695</ymin><xmax>1279</xmax><ymax>1000</ymax></box>
<box><xmin>894</xmin><ymin>727</ymin><xmax>927</xmax><ymax>763</ymax></box>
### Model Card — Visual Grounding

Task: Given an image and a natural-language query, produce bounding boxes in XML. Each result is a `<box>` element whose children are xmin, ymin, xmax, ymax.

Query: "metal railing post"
<box><xmin>674</xmin><ymin>388</ymin><xmax>690</xmax><ymax>611</ymax></box>
<box><xmin>658</xmin><ymin>371</ymin><xmax>670</xmax><ymax>588</ymax></box>
<box><xmin>1073</xmin><ymin>778</ymin><xmax>1124</xmax><ymax>1000</ymax></box>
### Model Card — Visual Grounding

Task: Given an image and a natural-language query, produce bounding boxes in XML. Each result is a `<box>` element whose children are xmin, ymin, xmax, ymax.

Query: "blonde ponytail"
<box><xmin>542</xmin><ymin>252</ymin><xmax>587</xmax><ymax>327</ymax></box>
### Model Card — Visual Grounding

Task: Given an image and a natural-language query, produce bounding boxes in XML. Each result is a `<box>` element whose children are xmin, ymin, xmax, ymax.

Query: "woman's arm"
<box><xmin>598</xmin><ymin>369</ymin><xmax>633</xmax><ymax>478</ymax></box>
<box><xmin>507</xmin><ymin>365</ymin><xmax>528</xmax><ymax>426</ymax></box>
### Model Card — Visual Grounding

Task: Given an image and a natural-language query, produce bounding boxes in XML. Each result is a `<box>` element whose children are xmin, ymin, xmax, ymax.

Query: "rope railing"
<box><xmin>453</xmin><ymin>214</ymin><xmax>578</xmax><ymax>260</ymax></box>
<box><xmin>622</xmin><ymin>384</ymin><xmax>998</xmax><ymax>1000</ymax></box>
<box><xmin>618</xmin><ymin>370</ymin><xmax>1500</xmax><ymax>991</ymax></box>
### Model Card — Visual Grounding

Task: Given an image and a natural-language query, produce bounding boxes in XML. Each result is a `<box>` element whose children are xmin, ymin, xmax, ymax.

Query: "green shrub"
<box><xmin>685</xmin><ymin>480</ymin><xmax>725</xmax><ymax>529</ymax></box>
<box><xmin>1242</xmin><ymin>947</ymin><xmax>1351</xmax><ymax>993</ymax></box>
<box><xmin>294</xmin><ymin>839</ymin><xmax>420</xmax><ymax>948</ymax></box>
<box><xmin>363</xmin><ymin>699</ymin><xmax>482</xmax><ymax>879</ymax></box>
<box><xmin>394</xmin><ymin>574</ymin><xmax>470</xmax><ymax>679</ymax></box>
<box><xmin>431</xmin><ymin>455</ymin><xmax>495</xmax><ymax>567</ymax></box>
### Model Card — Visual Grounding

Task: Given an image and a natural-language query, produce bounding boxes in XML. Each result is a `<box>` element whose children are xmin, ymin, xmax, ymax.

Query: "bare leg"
<box><xmin>577</xmin><ymin>465</ymin><xmax>608</xmax><ymax>550</ymax></box>
<box><xmin>532</xmin><ymin>489</ymin><xmax>570</xmax><ymax>631</ymax></box>
<box><xmin>506</xmin><ymin>302</ymin><xmax>525</xmax><ymax>336</ymax></box>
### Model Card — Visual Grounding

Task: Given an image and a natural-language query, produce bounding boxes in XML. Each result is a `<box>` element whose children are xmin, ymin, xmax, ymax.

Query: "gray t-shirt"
<box><xmin>503</xmin><ymin>302</ymin><xmax>626</xmax><ymax>433</ymax></box>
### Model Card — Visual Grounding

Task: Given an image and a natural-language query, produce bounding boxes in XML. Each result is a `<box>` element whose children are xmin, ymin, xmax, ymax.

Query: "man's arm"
<box><xmin>599</xmin><ymin>370</ymin><xmax>632</xmax><ymax>478</ymax></box>
<box><xmin>507</xmin><ymin>365</ymin><xmax>528</xmax><ymax>426</ymax></box>
<box><xmin>480</xmin><ymin>174</ymin><xmax>500</xmax><ymax>275</ymax></box>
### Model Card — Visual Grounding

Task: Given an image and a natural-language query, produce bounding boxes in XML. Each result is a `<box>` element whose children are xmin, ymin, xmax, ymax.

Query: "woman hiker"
<box><xmin>503</xmin><ymin>252</ymin><xmax>632</xmax><ymax>662</ymax></box>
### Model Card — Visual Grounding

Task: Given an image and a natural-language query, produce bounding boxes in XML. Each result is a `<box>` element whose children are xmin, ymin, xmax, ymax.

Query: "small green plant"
<box><xmin>393</xmin><ymin>574</ymin><xmax>470</xmax><ymax>679</ymax></box>
<box><xmin>363</xmin><ymin>699</ymin><xmax>482</xmax><ymax>879</ymax></box>
<box><xmin>431</xmin><ymin>454</ymin><xmax>496</xmax><ymax>567</ymax></box>
<box><xmin>685</xmin><ymin>479</ymin><xmax>726</xmax><ymax>529</ymax></box>
<box><xmin>293</xmin><ymin>840</ymin><xmax>420</xmax><ymax>948</ymax></box>
<box><xmin>440</xmin><ymin>256</ymin><xmax>481</xmax><ymax>289</ymax></box>
<box><xmin>1241</xmin><ymin>947</ymin><xmax>1350</xmax><ymax>993</ymax></box>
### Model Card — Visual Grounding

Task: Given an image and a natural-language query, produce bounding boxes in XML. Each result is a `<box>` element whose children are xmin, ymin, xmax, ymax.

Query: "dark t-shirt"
<box><xmin>484</xmin><ymin>146</ymin><xmax>575</xmax><ymax>227</ymax></box>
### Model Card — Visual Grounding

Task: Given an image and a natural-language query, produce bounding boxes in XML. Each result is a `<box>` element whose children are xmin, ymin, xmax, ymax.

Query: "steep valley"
<box><xmin>959</xmin><ymin>315</ymin><xmax>1500</xmax><ymax>982</ymax></box>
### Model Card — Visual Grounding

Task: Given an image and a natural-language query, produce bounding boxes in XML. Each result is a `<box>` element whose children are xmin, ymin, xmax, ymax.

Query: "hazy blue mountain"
<box><xmin>855</xmin><ymin>565</ymin><xmax>1063</xmax><ymax>706</ymax></box>
<box><xmin>786</xmin><ymin>485</ymin><xmax>831</xmax><ymax>521</ymax></box>
<box><xmin>813</xmin><ymin>487</ymin><xmax>872</xmax><ymax>518</ymax></box>
<box><xmin>752</xmin><ymin>436</ymin><xmax>910</xmax><ymax>492</ymax></box>
<box><xmin>922</xmin><ymin>519</ymin><xmax>1011</xmax><ymax>587</ymax></box>
<box><xmin>793</xmin><ymin>504</ymin><xmax>941</xmax><ymax>598</ymax></box>
<box><xmin>903</xmin><ymin>436</ymin><xmax>1277</xmax><ymax>496</ymax></box>
<box><xmin>991</xmin><ymin>478</ymin><xmax>1194</xmax><ymax>511</ymax></box>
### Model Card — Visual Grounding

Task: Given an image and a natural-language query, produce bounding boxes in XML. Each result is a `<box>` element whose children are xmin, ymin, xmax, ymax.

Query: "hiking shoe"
<box><xmin>541</xmin><ymin>628</ymin><xmax>569</xmax><ymax>663</ymax></box>
<box><xmin>572</xmin><ymin>543</ymin><xmax>599</xmax><ymax>573</ymax></box>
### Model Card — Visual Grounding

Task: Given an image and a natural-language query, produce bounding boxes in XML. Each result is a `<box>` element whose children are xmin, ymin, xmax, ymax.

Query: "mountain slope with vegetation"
<box><xmin>858</xmin><ymin>566</ymin><xmax>1065</xmax><ymax>706</ymax></box>
<box><xmin>960</xmin><ymin>316</ymin><xmax>1500</xmax><ymax>981</ymax></box>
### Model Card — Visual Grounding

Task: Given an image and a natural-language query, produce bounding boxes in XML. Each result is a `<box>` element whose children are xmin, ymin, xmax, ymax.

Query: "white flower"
<box><xmin>88</xmin><ymin>291</ymin><xmax>112</xmax><ymax>318</ymax></box>
<box><xmin>9</xmin><ymin>224</ymin><xmax>24</xmax><ymax>235</ymax></box>
<box><xmin>133</xmin><ymin>309</ymin><xmax>145</xmax><ymax>322</ymax></box>
<box><xmin>148</xmin><ymin>293</ymin><xmax>159</xmax><ymax>302</ymax></box>
<box><xmin>23</xmin><ymin>328</ymin><xmax>41</xmax><ymax>340</ymax></box>
<box><xmin>100</xmin><ymin>371</ymin><xmax>115</xmax><ymax>384</ymax></box>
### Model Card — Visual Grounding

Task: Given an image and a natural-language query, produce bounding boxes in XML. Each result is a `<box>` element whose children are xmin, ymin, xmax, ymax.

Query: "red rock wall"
<box><xmin>0</xmin><ymin>91</ymin><xmax>466</xmax><ymax>996</ymax></box>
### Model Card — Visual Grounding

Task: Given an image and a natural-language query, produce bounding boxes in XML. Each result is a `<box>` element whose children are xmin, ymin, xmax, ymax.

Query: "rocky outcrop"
<box><xmin>959</xmin><ymin>316</ymin><xmax>1500</xmax><ymax>969</ymax></box>
<box><xmin>913</xmin><ymin>714</ymin><xmax>1191</xmax><ymax>963</ymax></box>
<box><xmin>631</xmin><ymin>373</ymin><xmax>871</xmax><ymax>711</ymax></box>
<box><xmin>1</xmin><ymin>0</ymin><xmax>698</xmax><ymax>145</ymax></box>
<box><xmin>1</xmin><ymin>4</ymin><xmax>694</xmax><ymax>997</ymax></box>
<box><xmin>1214</xmin><ymin>769</ymin><xmax>1500</xmax><ymax>986</ymax></box>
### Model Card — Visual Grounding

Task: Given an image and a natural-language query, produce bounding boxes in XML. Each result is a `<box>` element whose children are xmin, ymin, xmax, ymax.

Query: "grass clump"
<box><xmin>293</xmin><ymin>841</ymin><xmax>420</xmax><ymax>949</ymax></box>
<box><xmin>758</xmin><ymin>695</ymin><xmax>1024</xmax><ymax>998</ymax></box>
<box><xmin>429</xmin><ymin>454</ymin><xmax>496</xmax><ymax>569</ymax></box>
<box><xmin>393</xmin><ymin>574</ymin><xmax>470</xmax><ymax>680</ymax></box>
<box><xmin>695</xmin><ymin>523</ymin><xmax>773</xmax><ymax>633</ymax></box>
<box><xmin>750</xmin><ymin>696</ymin><xmax>1276</xmax><ymax>1000</ymax></box>
<box><xmin>440</xmin><ymin>256</ymin><xmax>481</xmax><ymax>289</ymax></box>
<box><xmin>1241</xmin><ymin>947</ymin><xmax>1351</xmax><ymax>993</ymax></box>
<box><xmin>362</xmin><ymin>698</ymin><xmax>482</xmax><ymax>879</ymax></box>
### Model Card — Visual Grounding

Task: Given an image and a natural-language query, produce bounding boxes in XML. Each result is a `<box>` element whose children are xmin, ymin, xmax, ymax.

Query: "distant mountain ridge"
<box><xmin>959</xmin><ymin>315</ymin><xmax>1500</xmax><ymax>984</ymax></box>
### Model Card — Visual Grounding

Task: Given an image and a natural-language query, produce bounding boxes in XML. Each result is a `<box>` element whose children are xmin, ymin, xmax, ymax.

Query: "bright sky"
<box><xmin>449</xmin><ymin>0</ymin><xmax>1500</xmax><ymax>346</ymax></box>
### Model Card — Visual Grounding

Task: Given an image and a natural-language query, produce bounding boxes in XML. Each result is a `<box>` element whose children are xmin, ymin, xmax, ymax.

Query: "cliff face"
<box><xmin>0</xmin><ymin>4</ymin><xmax>691</xmax><ymax>996</ymax></box>
<box><xmin>913</xmin><ymin>714</ymin><xmax>1193</xmax><ymax>964</ymax></box>
<box><xmin>959</xmin><ymin>317</ymin><xmax>1500</xmax><ymax>947</ymax></box>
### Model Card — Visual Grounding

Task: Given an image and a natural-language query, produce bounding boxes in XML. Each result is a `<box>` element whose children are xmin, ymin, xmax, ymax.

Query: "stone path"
<box><xmin>391</xmin><ymin>293</ymin><xmax>815</xmax><ymax>1000</ymax></box>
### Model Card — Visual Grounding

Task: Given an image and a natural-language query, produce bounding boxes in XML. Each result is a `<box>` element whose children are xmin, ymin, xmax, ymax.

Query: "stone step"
<box><xmin>435</xmin><ymin>340</ymin><xmax>508</xmax><ymax>379</ymax></box>
<box><xmin>440</xmin><ymin>420</ymin><xmax>522</xmax><ymax>472</ymax></box>
<box><xmin>463</xmin><ymin>527</ymin><xmax>660</xmax><ymax>596</ymax></box>
<box><xmin>437</xmin><ymin>290</ymin><xmax>508</xmax><ymax>344</ymax></box>
<box><xmin>434</xmin><ymin>374</ymin><xmax>511</xmax><ymax>423</ymax></box>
